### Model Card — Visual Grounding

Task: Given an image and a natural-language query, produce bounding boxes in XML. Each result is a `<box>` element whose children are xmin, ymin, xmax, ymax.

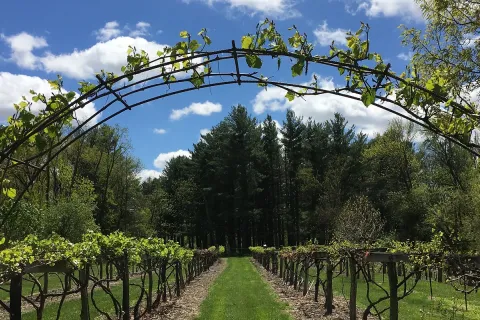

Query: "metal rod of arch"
<box><xmin>2</xmin><ymin>40</ymin><xmax>480</xmax><ymax>225</ymax></box>
<box><xmin>4</xmin><ymin>45</ymin><xmax>477</xmax><ymax>162</ymax></box>
<box><xmin>3</xmin><ymin>44</ymin><xmax>478</xmax><ymax>164</ymax></box>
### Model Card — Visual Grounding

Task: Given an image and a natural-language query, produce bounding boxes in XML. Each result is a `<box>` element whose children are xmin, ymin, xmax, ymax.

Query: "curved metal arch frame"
<box><xmin>1</xmin><ymin>42</ymin><xmax>479</xmax><ymax>226</ymax></box>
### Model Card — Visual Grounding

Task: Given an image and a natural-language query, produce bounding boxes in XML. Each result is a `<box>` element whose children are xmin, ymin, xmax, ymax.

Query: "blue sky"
<box><xmin>0</xmin><ymin>0</ymin><xmax>425</xmax><ymax>181</ymax></box>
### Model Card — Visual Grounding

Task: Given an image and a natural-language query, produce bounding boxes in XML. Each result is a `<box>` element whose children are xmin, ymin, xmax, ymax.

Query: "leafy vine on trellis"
<box><xmin>0</xmin><ymin>231</ymin><xmax>222</xmax><ymax>279</ymax></box>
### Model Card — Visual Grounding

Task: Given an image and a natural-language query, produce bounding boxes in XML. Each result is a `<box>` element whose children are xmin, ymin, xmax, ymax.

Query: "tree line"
<box><xmin>142</xmin><ymin>105</ymin><xmax>480</xmax><ymax>252</ymax></box>
<box><xmin>3</xmin><ymin>104</ymin><xmax>478</xmax><ymax>253</ymax></box>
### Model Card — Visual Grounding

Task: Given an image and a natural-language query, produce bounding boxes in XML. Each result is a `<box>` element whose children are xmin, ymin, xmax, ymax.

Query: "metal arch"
<box><xmin>1</xmin><ymin>41</ymin><xmax>479</xmax><ymax>226</ymax></box>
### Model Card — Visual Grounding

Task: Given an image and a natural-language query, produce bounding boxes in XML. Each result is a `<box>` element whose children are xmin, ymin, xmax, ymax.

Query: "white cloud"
<box><xmin>199</xmin><ymin>128</ymin><xmax>211</xmax><ymax>141</ymax></box>
<box><xmin>95</xmin><ymin>21</ymin><xmax>152</xmax><ymax>41</ymax></box>
<box><xmin>1</xmin><ymin>32</ymin><xmax>48</xmax><ymax>69</ymax></box>
<box><xmin>355</xmin><ymin>0</ymin><xmax>423</xmax><ymax>21</ymax></box>
<box><xmin>153</xmin><ymin>149</ymin><xmax>191</xmax><ymax>170</ymax></box>
<box><xmin>260</xmin><ymin>119</ymin><xmax>284</xmax><ymax>142</ymax></box>
<box><xmin>183</xmin><ymin>0</ymin><xmax>300</xmax><ymax>19</ymax></box>
<box><xmin>95</xmin><ymin>21</ymin><xmax>122</xmax><ymax>41</ymax></box>
<box><xmin>40</xmin><ymin>36</ymin><xmax>168</xmax><ymax>80</ymax></box>
<box><xmin>137</xmin><ymin>169</ymin><xmax>162</xmax><ymax>182</ymax></box>
<box><xmin>313</xmin><ymin>21</ymin><xmax>348</xmax><ymax>47</ymax></box>
<box><xmin>170</xmin><ymin>101</ymin><xmax>222</xmax><ymax>120</ymax></box>
<box><xmin>200</xmin><ymin>128</ymin><xmax>211</xmax><ymax>136</ymax></box>
<box><xmin>252</xmin><ymin>75</ymin><xmax>406</xmax><ymax>136</ymax></box>
<box><xmin>0</xmin><ymin>72</ymin><xmax>100</xmax><ymax>124</ymax></box>
<box><xmin>272</xmin><ymin>119</ymin><xmax>284</xmax><ymax>141</ymax></box>
<box><xmin>153</xmin><ymin>128</ymin><xmax>167</xmax><ymax>134</ymax></box>
<box><xmin>129</xmin><ymin>22</ymin><xmax>151</xmax><ymax>38</ymax></box>
<box><xmin>464</xmin><ymin>33</ymin><xmax>480</xmax><ymax>48</ymax></box>
<box><xmin>2</xmin><ymin>28</ymin><xmax>203</xmax><ymax>85</ymax></box>
<box><xmin>397</xmin><ymin>52</ymin><xmax>414</xmax><ymax>61</ymax></box>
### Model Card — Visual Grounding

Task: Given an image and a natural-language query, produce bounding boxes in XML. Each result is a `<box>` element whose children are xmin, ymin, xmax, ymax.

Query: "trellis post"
<box><xmin>147</xmin><ymin>256</ymin><xmax>153</xmax><ymax>312</ymax></box>
<box><xmin>349</xmin><ymin>255</ymin><xmax>357</xmax><ymax>320</ymax></box>
<box><xmin>161</xmin><ymin>261</ymin><xmax>167</xmax><ymax>302</ymax></box>
<box><xmin>303</xmin><ymin>257</ymin><xmax>309</xmax><ymax>296</ymax></box>
<box><xmin>294</xmin><ymin>260</ymin><xmax>299</xmax><ymax>289</ymax></box>
<box><xmin>175</xmin><ymin>261</ymin><xmax>181</xmax><ymax>297</ymax></box>
<box><xmin>387</xmin><ymin>261</ymin><xmax>399</xmax><ymax>320</ymax></box>
<box><xmin>122</xmin><ymin>250</ymin><xmax>130</xmax><ymax>320</ymax></box>
<box><xmin>10</xmin><ymin>273</ymin><xmax>22</xmax><ymax>320</ymax></box>
<box><xmin>179</xmin><ymin>260</ymin><xmax>185</xmax><ymax>289</ymax></box>
<box><xmin>325</xmin><ymin>258</ymin><xmax>334</xmax><ymax>314</ymax></box>
<box><xmin>80</xmin><ymin>264</ymin><xmax>90</xmax><ymax>320</ymax></box>
<box><xmin>314</xmin><ymin>259</ymin><xmax>320</xmax><ymax>302</ymax></box>
<box><xmin>289</xmin><ymin>260</ymin><xmax>295</xmax><ymax>286</ymax></box>
<box><xmin>43</xmin><ymin>272</ymin><xmax>49</xmax><ymax>295</ymax></box>
<box><xmin>279</xmin><ymin>255</ymin><xmax>284</xmax><ymax>278</ymax></box>
<box><xmin>65</xmin><ymin>272</ymin><xmax>71</xmax><ymax>291</ymax></box>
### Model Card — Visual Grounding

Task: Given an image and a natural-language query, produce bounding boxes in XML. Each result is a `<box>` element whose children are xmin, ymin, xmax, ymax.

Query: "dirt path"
<box><xmin>252</xmin><ymin>259</ymin><xmax>372</xmax><ymax>320</ymax></box>
<box><xmin>147</xmin><ymin>258</ymin><xmax>227</xmax><ymax>320</ymax></box>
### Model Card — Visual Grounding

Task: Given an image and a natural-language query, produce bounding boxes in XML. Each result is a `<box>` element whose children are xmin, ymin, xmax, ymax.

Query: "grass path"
<box><xmin>196</xmin><ymin>257</ymin><xmax>291</xmax><ymax>320</ymax></box>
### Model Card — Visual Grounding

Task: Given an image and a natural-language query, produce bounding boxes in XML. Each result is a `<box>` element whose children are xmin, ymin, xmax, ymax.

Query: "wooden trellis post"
<box><xmin>382</xmin><ymin>262</ymin><xmax>386</xmax><ymax>282</ymax></box>
<box><xmin>325</xmin><ymin>258</ymin><xmax>334</xmax><ymax>314</ymax></box>
<box><xmin>161</xmin><ymin>261</ymin><xmax>167</xmax><ymax>302</ymax></box>
<box><xmin>303</xmin><ymin>257</ymin><xmax>309</xmax><ymax>296</ymax></box>
<box><xmin>289</xmin><ymin>260</ymin><xmax>295</xmax><ymax>286</ymax></box>
<box><xmin>314</xmin><ymin>259</ymin><xmax>320</xmax><ymax>302</ymax></box>
<box><xmin>345</xmin><ymin>259</ymin><xmax>350</xmax><ymax>277</ymax></box>
<box><xmin>175</xmin><ymin>261</ymin><xmax>181</xmax><ymax>297</ymax></box>
<box><xmin>122</xmin><ymin>251</ymin><xmax>130</xmax><ymax>320</ymax></box>
<box><xmin>272</xmin><ymin>252</ymin><xmax>278</xmax><ymax>274</ymax></box>
<box><xmin>147</xmin><ymin>257</ymin><xmax>153</xmax><ymax>312</ymax></box>
<box><xmin>65</xmin><ymin>272</ymin><xmax>71</xmax><ymax>291</ymax></box>
<box><xmin>388</xmin><ymin>261</ymin><xmax>398</xmax><ymax>320</ymax></box>
<box><xmin>294</xmin><ymin>260</ymin><xmax>299</xmax><ymax>289</ymax></box>
<box><xmin>10</xmin><ymin>274</ymin><xmax>22</xmax><ymax>320</ymax></box>
<box><xmin>279</xmin><ymin>255</ymin><xmax>284</xmax><ymax>278</ymax></box>
<box><xmin>43</xmin><ymin>272</ymin><xmax>49</xmax><ymax>295</ymax></box>
<box><xmin>179</xmin><ymin>261</ymin><xmax>185</xmax><ymax>289</ymax></box>
<box><xmin>80</xmin><ymin>264</ymin><xmax>90</xmax><ymax>320</ymax></box>
<box><xmin>349</xmin><ymin>255</ymin><xmax>357</xmax><ymax>320</ymax></box>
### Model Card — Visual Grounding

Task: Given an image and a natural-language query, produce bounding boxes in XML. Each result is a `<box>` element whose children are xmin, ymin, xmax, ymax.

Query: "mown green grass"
<box><xmin>196</xmin><ymin>257</ymin><xmax>291</xmax><ymax>320</ymax></box>
<box><xmin>304</xmin><ymin>265</ymin><xmax>480</xmax><ymax>320</ymax></box>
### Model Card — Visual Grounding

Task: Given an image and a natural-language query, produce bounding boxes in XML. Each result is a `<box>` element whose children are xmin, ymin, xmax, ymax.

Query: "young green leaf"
<box><xmin>189</xmin><ymin>40</ymin><xmax>200</xmax><ymax>52</ymax></box>
<box><xmin>241</xmin><ymin>36</ymin><xmax>254</xmax><ymax>49</ymax></box>
<box><xmin>291</xmin><ymin>59</ymin><xmax>305</xmax><ymax>77</ymax></box>
<box><xmin>361</xmin><ymin>88</ymin><xmax>376</xmax><ymax>107</ymax></box>
<box><xmin>285</xmin><ymin>91</ymin><xmax>295</xmax><ymax>101</ymax></box>
<box><xmin>3</xmin><ymin>187</ymin><xmax>16</xmax><ymax>199</ymax></box>
<box><xmin>246</xmin><ymin>54</ymin><xmax>262</xmax><ymax>68</ymax></box>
